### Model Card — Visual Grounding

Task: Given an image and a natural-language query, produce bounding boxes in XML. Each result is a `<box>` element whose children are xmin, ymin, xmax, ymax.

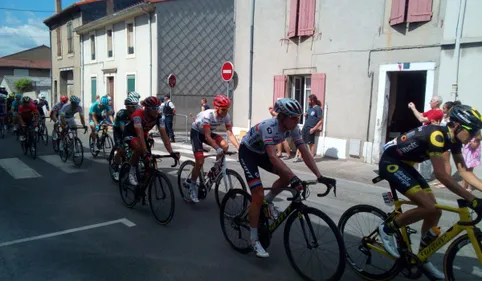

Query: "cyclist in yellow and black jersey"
<box><xmin>378</xmin><ymin>104</ymin><xmax>482</xmax><ymax>280</ymax></box>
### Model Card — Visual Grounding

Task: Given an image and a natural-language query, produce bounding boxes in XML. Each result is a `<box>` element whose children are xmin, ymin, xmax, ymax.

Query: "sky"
<box><xmin>0</xmin><ymin>0</ymin><xmax>77</xmax><ymax>57</ymax></box>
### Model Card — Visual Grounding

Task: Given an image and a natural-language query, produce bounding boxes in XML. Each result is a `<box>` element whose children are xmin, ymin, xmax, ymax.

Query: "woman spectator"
<box><xmin>462</xmin><ymin>131</ymin><xmax>481</xmax><ymax>192</ymax></box>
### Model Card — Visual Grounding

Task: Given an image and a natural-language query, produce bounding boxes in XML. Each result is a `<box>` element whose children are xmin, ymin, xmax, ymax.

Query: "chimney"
<box><xmin>55</xmin><ymin>0</ymin><xmax>62</xmax><ymax>14</ymax></box>
<box><xmin>106</xmin><ymin>0</ymin><xmax>114</xmax><ymax>15</ymax></box>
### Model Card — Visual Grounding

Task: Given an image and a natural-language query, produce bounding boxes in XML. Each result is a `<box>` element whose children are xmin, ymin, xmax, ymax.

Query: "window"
<box><xmin>91</xmin><ymin>77</ymin><xmax>97</xmax><ymax>103</ymax></box>
<box><xmin>127</xmin><ymin>74</ymin><xmax>135</xmax><ymax>92</ymax></box>
<box><xmin>56</xmin><ymin>28</ymin><xmax>62</xmax><ymax>57</ymax></box>
<box><xmin>90</xmin><ymin>34</ymin><xmax>96</xmax><ymax>61</ymax></box>
<box><xmin>126</xmin><ymin>22</ymin><xmax>134</xmax><ymax>55</ymax></box>
<box><xmin>287</xmin><ymin>0</ymin><xmax>316</xmax><ymax>38</ymax></box>
<box><xmin>67</xmin><ymin>22</ymin><xmax>73</xmax><ymax>54</ymax></box>
<box><xmin>288</xmin><ymin>73</ymin><xmax>325</xmax><ymax>125</ymax></box>
<box><xmin>14</xmin><ymin>69</ymin><xmax>29</xmax><ymax>76</ymax></box>
<box><xmin>107</xmin><ymin>29</ymin><xmax>113</xmax><ymax>58</ymax></box>
<box><xmin>389</xmin><ymin>0</ymin><xmax>433</xmax><ymax>26</ymax></box>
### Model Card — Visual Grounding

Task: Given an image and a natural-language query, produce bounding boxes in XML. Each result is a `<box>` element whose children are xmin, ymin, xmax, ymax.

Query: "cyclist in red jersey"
<box><xmin>18</xmin><ymin>96</ymin><xmax>39</xmax><ymax>142</ymax></box>
<box><xmin>123</xmin><ymin>96</ymin><xmax>178</xmax><ymax>185</ymax></box>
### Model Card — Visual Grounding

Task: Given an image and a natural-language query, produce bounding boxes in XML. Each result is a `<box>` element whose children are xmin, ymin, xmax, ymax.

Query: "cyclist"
<box><xmin>50</xmin><ymin>96</ymin><xmax>68</xmax><ymax>123</ymax></box>
<box><xmin>89</xmin><ymin>96</ymin><xmax>114</xmax><ymax>152</ymax></box>
<box><xmin>238</xmin><ymin>98</ymin><xmax>327</xmax><ymax>258</ymax></box>
<box><xmin>111</xmin><ymin>96</ymin><xmax>139</xmax><ymax>181</ymax></box>
<box><xmin>17</xmin><ymin>96</ymin><xmax>39</xmax><ymax>142</ymax></box>
<box><xmin>58</xmin><ymin>96</ymin><xmax>87</xmax><ymax>148</ymax></box>
<box><xmin>0</xmin><ymin>93</ymin><xmax>6</xmax><ymax>131</ymax></box>
<box><xmin>189</xmin><ymin>94</ymin><xmax>240</xmax><ymax>203</ymax></box>
<box><xmin>11</xmin><ymin>94</ymin><xmax>22</xmax><ymax>134</ymax></box>
<box><xmin>378</xmin><ymin>104</ymin><xmax>482</xmax><ymax>279</ymax></box>
<box><xmin>128</xmin><ymin>91</ymin><xmax>142</xmax><ymax>110</ymax></box>
<box><xmin>123</xmin><ymin>96</ymin><xmax>177</xmax><ymax>185</ymax></box>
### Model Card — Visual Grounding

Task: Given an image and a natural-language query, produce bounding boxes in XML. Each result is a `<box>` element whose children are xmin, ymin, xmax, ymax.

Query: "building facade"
<box><xmin>232</xmin><ymin>0</ymin><xmax>445</xmax><ymax>164</ymax></box>
<box><xmin>0</xmin><ymin>45</ymin><xmax>51</xmax><ymax>82</ymax></box>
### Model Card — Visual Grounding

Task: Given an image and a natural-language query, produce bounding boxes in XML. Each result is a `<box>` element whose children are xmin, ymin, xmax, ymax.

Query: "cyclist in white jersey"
<box><xmin>188</xmin><ymin>94</ymin><xmax>240</xmax><ymax>203</ymax></box>
<box><xmin>59</xmin><ymin>95</ymin><xmax>87</xmax><ymax>130</ymax></box>
<box><xmin>239</xmin><ymin>98</ymin><xmax>327</xmax><ymax>258</ymax></box>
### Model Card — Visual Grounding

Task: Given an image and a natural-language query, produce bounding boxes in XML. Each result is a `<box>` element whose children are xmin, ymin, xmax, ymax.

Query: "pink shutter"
<box><xmin>273</xmin><ymin>75</ymin><xmax>287</xmax><ymax>104</ymax></box>
<box><xmin>287</xmin><ymin>0</ymin><xmax>299</xmax><ymax>38</ymax></box>
<box><xmin>311</xmin><ymin>73</ymin><xmax>326</xmax><ymax>106</ymax></box>
<box><xmin>407</xmin><ymin>0</ymin><xmax>433</xmax><ymax>23</ymax></box>
<box><xmin>389</xmin><ymin>0</ymin><xmax>407</xmax><ymax>26</ymax></box>
<box><xmin>298</xmin><ymin>0</ymin><xmax>316</xmax><ymax>36</ymax></box>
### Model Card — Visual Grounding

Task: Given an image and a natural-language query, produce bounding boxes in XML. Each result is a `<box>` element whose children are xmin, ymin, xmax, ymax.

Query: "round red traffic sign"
<box><xmin>221</xmin><ymin>61</ymin><xmax>234</xmax><ymax>82</ymax></box>
<box><xmin>167</xmin><ymin>74</ymin><xmax>176</xmax><ymax>88</ymax></box>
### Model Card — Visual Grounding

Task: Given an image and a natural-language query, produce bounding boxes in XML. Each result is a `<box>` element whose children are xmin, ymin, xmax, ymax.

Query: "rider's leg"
<box><xmin>189</xmin><ymin>154</ymin><xmax>204</xmax><ymax>203</ymax></box>
<box><xmin>127</xmin><ymin>138</ymin><xmax>141</xmax><ymax>185</ymax></box>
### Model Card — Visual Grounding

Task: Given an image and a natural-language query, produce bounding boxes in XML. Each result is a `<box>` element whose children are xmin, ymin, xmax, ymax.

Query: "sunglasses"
<box><xmin>217</xmin><ymin>107</ymin><xmax>230</xmax><ymax>112</ymax></box>
<box><xmin>145</xmin><ymin>106</ymin><xmax>158</xmax><ymax>111</ymax></box>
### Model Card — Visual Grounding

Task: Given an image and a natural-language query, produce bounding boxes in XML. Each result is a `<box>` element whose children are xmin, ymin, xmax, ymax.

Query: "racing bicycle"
<box><xmin>36</xmin><ymin>116</ymin><xmax>49</xmax><ymax>146</ymax></box>
<box><xmin>89</xmin><ymin>120</ymin><xmax>114</xmax><ymax>159</ymax></box>
<box><xmin>20</xmin><ymin>125</ymin><xmax>37</xmax><ymax>159</ymax></box>
<box><xmin>59</xmin><ymin>125</ymin><xmax>88</xmax><ymax>167</ymax></box>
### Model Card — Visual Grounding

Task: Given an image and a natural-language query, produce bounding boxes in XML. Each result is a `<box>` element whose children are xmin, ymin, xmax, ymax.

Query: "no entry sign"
<box><xmin>167</xmin><ymin>74</ymin><xmax>176</xmax><ymax>88</ymax></box>
<box><xmin>221</xmin><ymin>61</ymin><xmax>234</xmax><ymax>82</ymax></box>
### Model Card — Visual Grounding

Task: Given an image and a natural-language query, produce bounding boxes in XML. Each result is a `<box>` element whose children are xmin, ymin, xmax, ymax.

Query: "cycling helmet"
<box><xmin>15</xmin><ymin>94</ymin><xmax>22</xmax><ymax>99</ymax></box>
<box><xmin>60</xmin><ymin>96</ymin><xmax>68</xmax><ymax>103</ymax></box>
<box><xmin>449</xmin><ymin>104</ymin><xmax>482</xmax><ymax>130</ymax></box>
<box><xmin>128</xmin><ymin>91</ymin><xmax>141</xmax><ymax>100</ymax></box>
<box><xmin>213</xmin><ymin>94</ymin><xmax>231</xmax><ymax>108</ymax></box>
<box><xmin>34</xmin><ymin>99</ymin><xmax>39</xmax><ymax>105</ymax></box>
<box><xmin>141</xmin><ymin>96</ymin><xmax>161</xmax><ymax>108</ymax></box>
<box><xmin>124</xmin><ymin>96</ymin><xmax>139</xmax><ymax>106</ymax></box>
<box><xmin>100</xmin><ymin>96</ymin><xmax>109</xmax><ymax>105</ymax></box>
<box><xmin>0</xmin><ymin>94</ymin><xmax>6</xmax><ymax>100</ymax></box>
<box><xmin>70</xmin><ymin>95</ymin><xmax>81</xmax><ymax>104</ymax></box>
<box><xmin>22</xmin><ymin>96</ymin><xmax>31</xmax><ymax>104</ymax></box>
<box><xmin>38</xmin><ymin>93</ymin><xmax>47</xmax><ymax>100</ymax></box>
<box><xmin>274</xmin><ymin>98</ymin><xmax>303</xmax><ymax>117</ymax></box>
<box><xmin>8</xmin><ymin>93</ymin><xmax>14</xmax><ymax>98</ymax></box>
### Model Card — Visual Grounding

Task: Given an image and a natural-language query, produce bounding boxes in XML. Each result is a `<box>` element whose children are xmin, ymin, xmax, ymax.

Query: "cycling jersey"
<box><xmin>89</xmin><ymin>101</ymin><xmax>112</xmax><ymax>117</ymax></box>
<box><xmin>36</xmin><ymin>100</ymin><xmax>50</xmax><ymax>117</ymax></box>
<box><xmin>6</xmin><ymin>97</ymin><xmax>13</xmax><ymax>111</ymax></box>
<box><xmin>18</xmin><ymin>101</ymin><xmax>38</xmax><ymax>120</ymax></box>
<box><xmin>59</xmin><ymin>103</ymin><xmax>84</xmax><ymax>119</ymax></box>
<box><xmin>123</xmin><ymin>109</ymin><xmax>164</xmax><ymax>146</ymax></box>
<box><xmin>191</xmin><ymin>109</ymin><xmax>232</xmax><ymax>134</ymax></box>
<box><xmin>0</xmin><ymin>98</ymin><xmax>5</xmax><ymax>116</ymax></box>
<box><xmin>113</xmin><ymin>109</ymin><xmax>131</xmax><ymax>128</ymax></box>
<box><xmin>11</xmin><ymin>100</ymin><xmax>21</xmax><ymax>113</ymax></box>
<box><xmin>240</xmin><ymin>118</ymin><xmax>304</xmax><ymax>154</ymax></box>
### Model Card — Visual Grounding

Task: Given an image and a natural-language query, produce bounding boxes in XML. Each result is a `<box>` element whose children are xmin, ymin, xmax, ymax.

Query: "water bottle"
<box><xmin>382</xmin><ymin>192</ymin><xmax>394</xmax><ymax>206</ymax></box>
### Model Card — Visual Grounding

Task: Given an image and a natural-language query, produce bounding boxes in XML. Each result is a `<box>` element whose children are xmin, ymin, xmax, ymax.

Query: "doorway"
<box><xmin>107</xmin><ymin>76</ymin><xmax>114</xmax><ymax>111</ymax></box>
<box><xmin>386</xmin><ymin>70</ymin><xmax>427</xmax><ymax>142</ymax></box>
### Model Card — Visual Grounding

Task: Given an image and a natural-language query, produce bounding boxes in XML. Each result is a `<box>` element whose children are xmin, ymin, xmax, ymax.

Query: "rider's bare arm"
<box><xmin>226</xmin><ymin>128</ymin><xmax>239</xmax><ymax>150</ymax></box>
<box><xmin>299</xmin><ymin>145</ymin><xmax>321</xmax><ymax>178</ymax></box>
<box><xmin>431</xmin><ymin>154</ymin><xmax>475</xmax><ymax>201</ymax></box>
<box><xmin>453</xmin><ymin>153</ymin><xmax>482</xmax><ymax>193</ymax></box>
<box><xmin>158</xmin><ymin>126</ymin><xmax>173</xmax><ymax>154</ymax></box>
<box><xmin>134</xmin><ymin>125</ymin><xmax>148</xmax><ymax>154</ymax></box>
<box><xmin>266</xmin><ymin>144</ymin><xmax>295</xmax><ymax>179</ymax></box>
<box><xmin>203</xmin><ymin>127</ymin><xmax>221</xmax><ymax>150</ymax></box>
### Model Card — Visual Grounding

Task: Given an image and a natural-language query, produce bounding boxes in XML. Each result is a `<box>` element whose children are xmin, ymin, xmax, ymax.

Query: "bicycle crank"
<box><xmin>400</xmin><ymin>251</ymin><xmax>423</xmax><ymax>279</ymax></box>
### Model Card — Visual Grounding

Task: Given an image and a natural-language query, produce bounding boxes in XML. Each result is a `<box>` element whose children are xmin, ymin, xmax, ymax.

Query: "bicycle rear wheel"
<box><xmin>60</xmin><ymin>138</ymin><xmax>70</xmax><ymax>162</ymax></box>
<box><xmin>214</xmin><ymin>168</ymin><xmax>248</xmax><ymax>209</ymax></box>
<box><xmin>284</xmin><ymin>206</ymin><xmax>346</xmax><ymax>281</ymax></box>
<box><xmin>148</xmin><ymin>171</ymin><xmax>175</xmax><ymax>225</ymax></box>
<box><xmin>72</xmin><ymin>137</ymin><xmax>84</xmax><ymax>167</ymax></box>
<box><xmin>118</xmin><ymin>163</ymin><xmax>138</xmax><ymax>208</ymax></box>
<box><xmin>89</xmin><ymin>135</ymin><xmax>100</xmax><ymax>157</ymax></box>
<box><xmin>29</xmin><ymin>131</ymin><xmax>37</xmax><ymax>160</ymax></box>
<box><xmin>52</xmin><ymin>129</ymin><xmax>59</xmax><ymax>153</ymax></box>
<box><xmin>41</xmin><ymin>124</ymin><xmax>48</xmax><ymax>145</ymax></box>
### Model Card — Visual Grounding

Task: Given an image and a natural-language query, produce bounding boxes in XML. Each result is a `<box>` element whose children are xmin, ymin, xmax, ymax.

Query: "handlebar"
<box><xmin>286</xmin><ymin>176</ymin><xmax>337</xmax><ymax>201</ymax></box>
<box><xmin>149</xmin><ymin>153</ymin><xmax>180</xmax><ymax>168</ymax></box>
<box><xmin>205</xmin><ymin>151</ymin><xmax>237</xmax><ymax>160</ymax></box>
<box><xmin>69</xmin><ymin>126</ymin><xmax>88</xmax><ymax>134</ymax></box>
<box><xmin>457</xmin><ymin>199</ymin><xmax>482</xmax><ymax>226</ymax></box>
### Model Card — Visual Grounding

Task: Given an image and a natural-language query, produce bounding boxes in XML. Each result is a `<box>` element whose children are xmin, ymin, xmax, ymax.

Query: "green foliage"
<box><xmin>14</xmin><ymin>78</ymin><xmax>33</xmax><ymax>93</ymax></box>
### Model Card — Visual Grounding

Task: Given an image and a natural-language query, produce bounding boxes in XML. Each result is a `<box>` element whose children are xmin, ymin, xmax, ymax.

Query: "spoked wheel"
<box><xmin>214</xmin><ymin>169</ymin><xmax>248</xmax><ymax>209</ymax></box>
<box><xmin>21</xmin><ymin>134</ymin><xmax>28</xmax><ymax>155</ymax></box>
<box><xmin>176</xmin><ymin>160</ymin><xmax>196</xmax><ymax>203</ymax></box>
<box><xmin>89</xmin><ymin>135</ymin><xmax>100</xmax><ymax>157</ymax></box>
<box><xmin>284</xmin><ymin>207</ymin><xmax>346</xmax><ymax>281</ymax></box>
<box><xmin>52</xmin><ymin>129</ymin><xmax>59</xmax><ymax>153</ymax></box>
<box><xmin>148</xmin><ymin>171</ymin><xmax>175</xmax><ymax>225</ymax></box>
<box><xmin>29</xmin><ymin>132</ymin><xmax>37</xmax><ymax>160</ymax></box>
<box><xmin>0</xmin><ymin>123</ymin><xmax>4</xmax><ymax>139</ymax></box>
<box><xmin>118</xmin><ymin>163</ymin><xmax>138</xmax><ymax>208</ymax></box>
<box><xmin>72</xmin><ymin>137</ymin><xmax>84</xmax><ymax>167</ymax></box>
<box><xmin>41</xmin><ymin>125</ymin><xmax>48</xmax><ymax>145</ymax></box>
<box><xmin>444</xmin><ymin>232</ymin><xmax>482</xmax><ymax>281</ymax></box>
<box><xmin>219</xmin><ymin>189</ymin><xmax>252</xmax><ymax>254</ymax></box>
<box><xmin>102</xmin><ymin>134</ymin><xmax>114</xmax><ymax>160</ymax></box>
<box><xmin>60</xmin><ymin>138</ymin><xmax>70</xmax><ymax>162</ymax></box>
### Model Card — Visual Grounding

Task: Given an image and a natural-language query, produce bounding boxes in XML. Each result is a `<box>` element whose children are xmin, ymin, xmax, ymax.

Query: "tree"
<box><xmin>14</xmin><ymin>78</ymin><xmax>34</xmax><ymax>93</ymax></box>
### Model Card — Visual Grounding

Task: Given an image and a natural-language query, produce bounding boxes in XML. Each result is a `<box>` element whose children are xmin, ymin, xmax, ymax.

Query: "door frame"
<box><xmin>104</xmin><ymin>73</ymin><xmax>115</xmax><ymax>111</ymax></box>
<box><xmin>371</xmin><ymin>62</ymin><xmax>436</xmax><ymax>164</ymax></box>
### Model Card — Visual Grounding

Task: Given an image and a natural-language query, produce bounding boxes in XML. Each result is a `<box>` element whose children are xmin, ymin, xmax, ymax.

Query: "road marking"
<box><xmin>0</xmin><ymin>218</ymin><xmax>136</xmax><ymax>248</ymax></box>
<box><xmin>39</xmin><ymin>155</ymin><xmax>88</xmax><ymax>173</ymax></box>
<box><xmin>0</xmin><ymin>158</ymin><xmax>41</xmax><ymax>179</ymax></box>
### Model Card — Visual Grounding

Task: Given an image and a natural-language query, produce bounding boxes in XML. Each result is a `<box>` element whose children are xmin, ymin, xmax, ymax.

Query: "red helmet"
<box><xmin>141</xmin><ymin>96</ymin><xmax>161</xmax><ymax>108</ymax></box>
<box><xmin>60</xmin><ymin>96</ymin><xmax>68</xmax><ymax>103</ymax></box>
<box><xmin>213</xmin><ymin>94</ymin><xmax>231</xmax><ymax>108</ymax></box>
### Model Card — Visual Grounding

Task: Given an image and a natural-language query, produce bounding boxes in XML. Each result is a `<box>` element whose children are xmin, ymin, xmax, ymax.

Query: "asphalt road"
<box><xmin>0</xmin><ymin>124</ymin><xmax>480</xmax><ymax>281</ymax></box>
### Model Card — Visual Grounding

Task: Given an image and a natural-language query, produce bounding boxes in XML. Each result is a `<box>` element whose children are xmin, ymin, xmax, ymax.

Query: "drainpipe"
<box><xmin>49</xmin><ymin>30</ymin><xmax>53</xmax><ymax>105</ymax></box>
<box><xmin>247</xmin><ymin>0</ymin><xmax>255</xmax><ymax>129</ymax></box>
<box><xmin>320</xmin><ymin>102</ymin><xmax>327</xmax><ymax>156</ymax></box>
<box><xmin>452</xmin><ymin>0</ymin><xmax>467</xmax><ymax>101</ymax></box>
<box><xmin>142</xmin><ymin>5</ymin><xmax>153</xmax><ymax>97</ymax></box>
<box><xmin>80</xmin><ymin>34</ymin><xmax>84</xmax><ymax>111</ymax></box>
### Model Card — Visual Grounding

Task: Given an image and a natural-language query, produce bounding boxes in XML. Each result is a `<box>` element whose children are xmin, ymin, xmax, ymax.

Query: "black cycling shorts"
<box><xmin>113</xmin><ymin>126</ymin><xmax>123</xmax><ymax>148</ymax></box>
<box><xmin>379</xmin><ymin>148</ymin><xmax>432</xmax><ymax>196</ymax></box>
<box><xmin>302</xmin><ymin>126</ymin><xmax>315</xmax><ymax>144</ymax></box>
<box><xmin>190</xmin><ymin>128</ymin><xmax>223</xmax><ymax>158</ymax></box>
<box><xmin>239</xmin><ymin>144</ymin><xmax>278</xmax><ymax>190</ymax></box>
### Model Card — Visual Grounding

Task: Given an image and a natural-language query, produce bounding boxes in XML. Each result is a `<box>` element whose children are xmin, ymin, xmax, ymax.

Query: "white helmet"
<box><xmin>38</xmin><ymin>93</ymin><xmax>47</xmax><ymax>100</ymax></box>
<box><xmin>0</xmin><ymin>93</ymin><xmax>7</xmax><ymax>99</ymax></box>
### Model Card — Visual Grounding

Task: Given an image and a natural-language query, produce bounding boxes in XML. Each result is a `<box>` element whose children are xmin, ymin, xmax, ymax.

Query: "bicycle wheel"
<box><xmin>148</xmin><ymin>171</ymin><xmax>175</xmax><ymax>225</ymax></box>
<box><xmin>21</xmin><ymin>134</ymin><xmax>28</xmax><ymax>155</ymax></box>
<box><xmin>118</xmin><ymin>163</ymin><xmax>138</xmax><ymax>208</ymax></box>
<box><xmin>338</xmin><ymin>204</ymin><xmax>400</xmax><ymax>280</ymax></box>
<box><xmin>219</xmin><ymin>188</ymin><xmax>252</xmax><ymax>254</ymax></box>
<box><xmin>102</xmin><ymin>134</ymin><xmax>114</xmax><ymax>160</ymax></box>
<box><xmin>108</xmin><ymin>148</ymin><xmax>119</xmax><ymax>182</ymax></box>
<box><xmin>72</xmin><ymin>137</ymin><xmax>84</xmax><ymax>167</ymax></box>
<box><xmin>60</xmin><ymin>137</ymin><xmax>70</xmax><ymax>162</ymax></box>
<box><xmin>29</xmin><ymin>131</ymin><xmax>37</xmax><ymax>159</ymax></box>
<box><xmin>176</xmin><ymin>160</ymin><xmax>196</xmax><ymax>202</ymax></box>
<box><xmin>89</xmin><ymin>135</ymin><xmax>100</xmax><ymax>157</ymax></box>
<box><xmin>444</xmin><ymin>232</ymin><xmax>482</xmax><ymax>281</ymax></box>
<box><xmin>284</xmin><ymin>206</ymin><xmax>345</xmax><ymax>281</ymax></box>
<box><xmin>52</xmin><ymin>129</ymin><xmax>59</xmax><ymax>153</ymax></box>
<box><xmin>41</xmin><ymin>124</ymin><xmax>48</xmax><ymax>145</ymax></box>
<box><xmin>0</xmin><ymin>123</ymin><xmax>4</xmax><ymax>139</ymax></box>
<box><xmin>214</xmin><ymin>168</ymin><xmax>248</xmax><ymax>209</ymax></box>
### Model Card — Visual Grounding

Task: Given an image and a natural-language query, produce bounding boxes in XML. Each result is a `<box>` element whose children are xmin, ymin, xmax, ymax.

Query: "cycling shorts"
<box><xmin>378</xmin><ymin>149</ymin><xmax>432</xmax><ymax>196</ymax></box>
<box><xmin>238</xmin><ymin>144</ymin><xmax>278</xmax><ymax>190</ymax></box>
<box><xmin>113</xmin><ymin>126</ymin><xmax>124</xmax><ymax>148</ymax></box>
<box><xmin>190</xmin><ymin>128</ymin><xmax>223</xmax><ymax>159</ymax></box>
<box><xmin>59</xmin><ymin>118</ymin><xmax>77</xmax><ymax>128</ymax></box>
<box><xmin>89</xmin><ymin>115</ymin><xmax>105</xmax><ymax>126</ymax></box>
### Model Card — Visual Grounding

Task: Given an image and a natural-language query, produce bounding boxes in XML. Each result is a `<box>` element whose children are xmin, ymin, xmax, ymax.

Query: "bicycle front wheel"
<box><xmin>72</xmin><ymin>137</ymin><xmax>84</xmax><ymax>167</ymax></box>
<box><xmin>176</xmin><ymin>160</ymin><xmax>196</xmax><ymax>203</ymax></box>
<box><xmin>52</xmin><ymin>129</ymin><xmax>59</xmax><ymax>153</ymax></box>
<box><xmin>214</xmin><ymin>168</ymin><xmax>248</xmax><ymax>209</ymax></box>
<box><xmin>444</xmin><ymin>232</ymin><xmax>482</xmax><ymax>280</ymax></box>
<box><xmin>148</xmin><ymin>171</ymin><xmax>175</xmax><ymax>225</ymax></box>
<box><xmin>41</xmin><ymin>124</ymin><xmax>48</xmax><ymax>145</ymax></box>
<box><xmin>284</xmin><ymin>206</ymin><xmax>346</xmax><ymax>281</ymax></box>
<box><xmin>102</xmin><ymin>134</ymin><xmax>114</xmax><ymax>160</ymax></box>
<box><xmin>29</xmin><ymin>132</ymin><xmax>37</xmax><ymax>159</ymax></box>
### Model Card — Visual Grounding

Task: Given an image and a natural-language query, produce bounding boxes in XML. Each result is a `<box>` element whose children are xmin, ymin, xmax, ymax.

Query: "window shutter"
<box><xmin>407</xmin><ymin>0</ymin><xmax>433</xmax><ymax>23</ymax></box>
<box><xmin>298</xmin><ymin>0</ymin><xmax>316</xmax><ymax>36</ymax></box>
<box><xmin>273</xmin><ymin>75</ymin><xmax>287</xmax><ymax>104</ymax></box>
<box><xmin>311</xmin><ymin>73</ymin><xmax>326</xmax><ymax>106</ymax></box>
<box><xmin>389</xmin><ymin>0</ymin><xmax>407</xmax><ymax>26</ymax></box>
<box><xmin>127</xmin><ymin>76</ymin><xmax>135</xmax><ymax>92</ymax></box>
<box><xmin>91</xmin><ymin>77</ymin><xmax>97</xmax><ymax>103</ymax></box>
<box><xmin>287</xmin><ymin>0</ymin><xmax>299</xmax><ymax>38</ymax></box>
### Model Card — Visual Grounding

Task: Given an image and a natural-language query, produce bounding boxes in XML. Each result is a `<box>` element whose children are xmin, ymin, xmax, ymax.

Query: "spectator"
<box><xmin>462</xmin><ymin>131</ymin><xmax>481</xmax><ymax>192</ymax></box>
<box><xmin>408</xmin><ymin>96</ymin><xmax>443</xmax><ymax>125</ymax></box>
<box><xmin>293</xmin><ymin>94</ymin><xmax>323</xmax><ymax>162</ymax></box>
<box><xmin>162</xmin><ymin>93</ymin><xmax>176</xmax><ymax>142</ymax></box>
<box><xmin>201</xmin><ymin>98</ymin><xmax>210</xmax><ymax>111</ymax></box>
<box><xmin>268</xmin><ymin>105</ymin><xmax>292</xmax><ymax>159</ymax></box>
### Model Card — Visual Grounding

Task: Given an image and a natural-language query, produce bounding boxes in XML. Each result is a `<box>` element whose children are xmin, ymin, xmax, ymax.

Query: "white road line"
<box><xmin>39</xmin><ymin>155</ymin><xmax>88</xmax><ymax>174</ymax></box>
<box><xmin>0</xmin><ymin>218</ymin><xmax>136</xmax><ymax>248</ymax></box>
<box><xmin>0</xmin><ymin>158</ymin><xmax>41</xmax><ymax>179</ymax></box>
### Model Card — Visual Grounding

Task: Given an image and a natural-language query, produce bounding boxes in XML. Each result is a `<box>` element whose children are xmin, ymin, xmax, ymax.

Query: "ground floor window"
<box><xmin>289</xmin><ymin>75</ymin><xmax>311</xmax><ymax>125</ymax></box>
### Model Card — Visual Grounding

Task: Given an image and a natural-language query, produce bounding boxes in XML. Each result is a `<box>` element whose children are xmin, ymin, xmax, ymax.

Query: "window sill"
<box><xmin>126</xmin><ymin>54</ymin><xmax>136</xmax><ymax>59</ymax></box>
<box><xmin>67</xmin><ymin>53</ymin><xmax>75</xmax><ymax>58</ymax></box>
<box><xmin>57</xmin><ymin>56</ymin><xmax>63</xmax><ymax>60</ymax></box>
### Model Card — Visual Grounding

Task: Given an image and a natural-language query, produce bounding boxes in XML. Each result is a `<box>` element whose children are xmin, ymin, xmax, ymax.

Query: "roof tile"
<box><xmin>0</xmin><ymin>59</ymin><xmax>51</xmax><ymax>70</ymax></box>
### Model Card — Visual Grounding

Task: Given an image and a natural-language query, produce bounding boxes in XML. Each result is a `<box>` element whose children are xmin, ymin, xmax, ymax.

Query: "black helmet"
<box><xmin>449</xmin><ymin>104</ymin><xmax>482</xmax><ymax>131</ymax></box>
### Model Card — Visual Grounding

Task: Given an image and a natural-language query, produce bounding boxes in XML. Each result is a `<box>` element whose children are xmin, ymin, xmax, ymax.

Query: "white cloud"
<box><xmin>4</xmin><ymin>11</ymin><xmax>22</xmax><ymax>25</ymax></box>
<box><xmin>0</xmin><ymin>14</ymin><xmax>50</xmax><ymax>57</ymax></box>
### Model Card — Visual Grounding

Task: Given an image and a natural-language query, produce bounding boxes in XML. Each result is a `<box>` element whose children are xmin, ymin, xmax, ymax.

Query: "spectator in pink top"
<box><xmin>408</xmin><ymin>95</ymin><xmax>444</xmax><ymax>125</ymax></box>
